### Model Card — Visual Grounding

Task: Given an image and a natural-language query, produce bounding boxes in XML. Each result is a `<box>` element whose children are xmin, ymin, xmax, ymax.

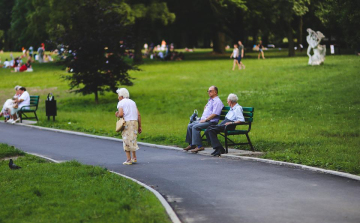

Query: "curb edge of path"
<box><xmin>17</xmin><ymin>123</ymin><xmax>360</xmax><ymax>182</ymax></box>
<box><xmin>26</xmin><ymin>152</ymin><xmax>181</xmax><ymax>223</ymax></box>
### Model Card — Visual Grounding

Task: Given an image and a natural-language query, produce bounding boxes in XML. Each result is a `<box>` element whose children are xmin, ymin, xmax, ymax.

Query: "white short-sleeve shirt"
<box><xmin>117</xmin><ymin>98</ymin><xmax>138</xmax><ymax>121</ymax></box>
<box><xmin>232</xmin><ymin>48</ymin><xmax>239</xmax><ymax>58</ymax></box>
<box><xmin>225</xmin><ymin>103</ymin><xmax>245</xmax><ymax>122</ymax></box>
<box><xmin>18</xmin><ymin>91</ymin><xmax>30</xmax><ymax>109</ymax></box>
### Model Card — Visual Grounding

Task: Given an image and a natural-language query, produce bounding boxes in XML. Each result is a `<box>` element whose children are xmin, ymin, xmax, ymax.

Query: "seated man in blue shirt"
<box><xmin>205</xmin><ymin>93</ymin><xmax>245</xmax><ymax>156</ymax></box>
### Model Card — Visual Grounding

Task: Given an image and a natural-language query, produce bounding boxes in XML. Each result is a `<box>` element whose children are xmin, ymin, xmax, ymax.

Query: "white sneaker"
<box><xmin>13</xmin><ymin>118</ymin><xmax>20</xmax><ymax>123</ymax></box>
<box><xmin>7</xmin><ymin>119</ymin><xmax>14</xmax><ymax>123</ymax></box>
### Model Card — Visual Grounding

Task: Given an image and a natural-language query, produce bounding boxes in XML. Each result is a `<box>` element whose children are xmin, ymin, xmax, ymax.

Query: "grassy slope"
<box><xmin>0</xmin><ymin>50</ymin><xmax>359</xmax><ymax>174</ymax></box>
<box><xmin>0</xmin><ymin>144</ymin><xmax>170</xmax><ymax>223</ymax></box>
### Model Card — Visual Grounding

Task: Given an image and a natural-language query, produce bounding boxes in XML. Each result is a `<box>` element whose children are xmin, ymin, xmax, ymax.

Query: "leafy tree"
<box><xmin>209</xmin><ymin>0</ymin><xmax>247</xmax><ymax>53</ymax></box>
<box><xmin>315</xmin><ymin>0</ymin><xmax>360</xmax><ymax>49</ymax></box>
<box><xmin>58</xmin><ymin>0</ymin><xmax>137</xmax><ymax>103</ymax></box>
<box><xmin>8</xmin><ymin>0</ymin><xmax>50</xmax><ymax>50</ymax></box>
<box><xmin>0</xmin><ymin>0</ymin><xmax>15</xmax><ymax>50</ymax></box>
<box><xmin>119</xmin><ymin>0</ymin><xmax>175</xmax><ymax>64</ymax></box>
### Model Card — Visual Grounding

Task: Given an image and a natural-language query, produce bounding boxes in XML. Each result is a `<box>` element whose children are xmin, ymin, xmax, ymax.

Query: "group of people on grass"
<box><xmin>0</xmin><ymin>56</ymin><xmax>33</xmax><ymax>72</ymax></box>
<box><xmin>0</xmin><ymin>86</ymin><xmax>30</xmax><ymax>124</ymax></box>
<box><xmin>115</xmin><ymin>85</ymin><xmax>244</xmax><ymax>165</ymax></box>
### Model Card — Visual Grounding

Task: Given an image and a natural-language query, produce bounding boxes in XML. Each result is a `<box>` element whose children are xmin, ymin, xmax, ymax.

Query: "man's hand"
<box><xmin>199</xmin><ymin>119</ymin><xmax>206</xmax><ymax>123</ymax></box>
<box><xmin>115</xmin><ymin>111</ymin><xmax>119</xmax><ymax>117</ymax></box>
<box><xmin>138</xmin><ymin>127</ymin><xmax>142</xmax><ymax>134</ymax></box>
<box><xmin>225</xmin><ymin>122</ymin><xmax>234</xmax><ymax>126</ymax></box>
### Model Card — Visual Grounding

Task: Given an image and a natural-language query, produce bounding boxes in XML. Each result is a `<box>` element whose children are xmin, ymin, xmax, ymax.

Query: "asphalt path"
<box><xmin>1</xmin><ymin>123</ymin><xmax>360</xmax><ymax>223</ymax></box>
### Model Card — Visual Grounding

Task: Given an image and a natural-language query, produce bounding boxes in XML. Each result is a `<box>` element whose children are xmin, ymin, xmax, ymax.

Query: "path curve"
<box><xmin>1</xmin><ymin>123</ymin><xmax>359</xmax><ymax>223</ymax></box>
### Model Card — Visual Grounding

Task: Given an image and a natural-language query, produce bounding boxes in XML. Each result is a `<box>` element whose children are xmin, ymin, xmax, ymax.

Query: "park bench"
<box><xmin>201</xmin><ymin>106</ymin><xmax>255</xmax><ymax>153</ymax></box>
<box><xmin>19</xmin><ymin>96</ymin><xmax>40</xmax><ymax>123</ymax></box>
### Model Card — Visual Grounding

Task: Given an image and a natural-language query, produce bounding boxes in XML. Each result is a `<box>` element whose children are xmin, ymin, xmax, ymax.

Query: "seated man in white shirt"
<box><xmin>11</xmin><ymin>87</ymin><xmax>30</xmax><ymax>123</ymax></box>
<box><xmin>205</xmin><ymin>93</ymin><xmax>245</xmax><ymax>156</ymax></box>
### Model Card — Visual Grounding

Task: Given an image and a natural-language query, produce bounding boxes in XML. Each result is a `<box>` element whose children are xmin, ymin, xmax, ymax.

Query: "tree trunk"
<box><xmin>94</xmin><ymin>90</ymin><xmax>99</xmax><ymax>104</ymax></box>
<box><xmin>212</xmin><ymin>30</ymin><xmax>225</xmax><ymax>54</ymax></box>
<box><xmin>133</xmin><ymin>22</ymin><xmax>143</xmax><ymax>64</ymax></box>
<box><xmin>4</xmin><ymin>30</ymin><xmax>11</xmax><ymax>51</ymax></box>
<box><xmin>298</xmin><ymin>16</ymin><xmax>303</xmax><ymax>52</ymax></box>
<box><xmin>287</xmin><ymin>22</ymin><xmax>295</xmax><ymax>57</ymax></box>
<box><xmin>133</xmin><ymin>38</ymin><xmax>143</xmax><ymax>64</ymax></box>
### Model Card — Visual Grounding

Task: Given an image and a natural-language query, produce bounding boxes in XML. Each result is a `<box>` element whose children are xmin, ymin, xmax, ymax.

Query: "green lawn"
<box><xmin>0</xmin><ymin>144</ymin><xmax>170</xmax><ymax>223</ymax></box>
<box><xmin>0</xmin><ymin>50</ymin><xmax>359</xmax><ymax>175</ymax></box>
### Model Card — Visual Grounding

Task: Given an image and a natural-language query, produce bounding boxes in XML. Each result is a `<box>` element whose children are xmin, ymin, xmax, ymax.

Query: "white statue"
<box><xmin>306</xmin><ymin>28</ymin><xmax>326</xmax><ymax>65</ymax></box>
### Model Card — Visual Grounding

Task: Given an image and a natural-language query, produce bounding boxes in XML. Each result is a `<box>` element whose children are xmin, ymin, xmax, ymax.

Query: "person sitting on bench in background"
<box><xmin>10</xmin><ymin>87</ymin><xmax>30</xmax><ymax>124</ymax></box>
<box><xmin>205</xmin><ymin>93</ymin><xmax>245</xmax><ymax>156</ymax></box>
<box><xmin>184</xmin><ymin>86</ymin><xmax>224</xmax><ymax>153</ymax></box>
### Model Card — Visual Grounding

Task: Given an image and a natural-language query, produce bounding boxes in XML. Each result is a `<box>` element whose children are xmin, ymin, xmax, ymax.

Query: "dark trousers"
<box><xmin>205</xmin><ymin>118</ymin><xmax>235</xmax><ymax>149</ymax></box>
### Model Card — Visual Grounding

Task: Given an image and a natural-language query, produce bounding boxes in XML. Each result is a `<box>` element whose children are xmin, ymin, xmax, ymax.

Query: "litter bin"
<box><xmin>46</xmin><ymin>93</ymin><xmax>57</xmax><ymax>121</ymax></box>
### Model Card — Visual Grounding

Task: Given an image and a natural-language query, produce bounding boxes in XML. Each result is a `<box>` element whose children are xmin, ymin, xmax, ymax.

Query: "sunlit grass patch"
<box><xmin>0</xmin><ymin>144</ymin><xmax>170</xmax><ymax>223</ymax></box>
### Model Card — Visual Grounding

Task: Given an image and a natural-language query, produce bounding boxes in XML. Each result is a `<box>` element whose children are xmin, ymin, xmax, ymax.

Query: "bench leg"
<box><xmin>225</xmin><ymin>135</ymin><xmax>228</xmax><ymax>154</ymax></box>
<box><xmin>19</xmin><ymin>112</ymin><xmax>22</xmax><ymax>123</ymax></box>
<box><xmin>245</xmin><ymin>133</ymin><xmax>254</xmax><ymax>151</ymax></box>
<box><xmin>34</xmin><ymin>112</ymin><xmax>38</xmax><ymax>121</ymax></box>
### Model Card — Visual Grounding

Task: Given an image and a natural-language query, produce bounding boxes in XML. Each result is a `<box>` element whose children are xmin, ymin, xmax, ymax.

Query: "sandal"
<box><xmin>131</xmin><ymin>158</ymin><xmax>137</xmax><ymax>163</ymax></box>
<box><xmin>123</xmin><ymin>160</ymin><xmax>132</xmax><ymax>165</ymax></box>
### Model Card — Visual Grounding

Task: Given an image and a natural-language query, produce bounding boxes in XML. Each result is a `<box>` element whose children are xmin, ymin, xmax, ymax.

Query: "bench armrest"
<box><xmin>224</xmin><ymin>122</ymin><xmax>250</xmax><ymax>131</ymax></box>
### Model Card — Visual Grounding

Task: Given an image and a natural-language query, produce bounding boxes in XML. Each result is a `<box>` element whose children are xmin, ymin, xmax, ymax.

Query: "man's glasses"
<box><xmin>207</xmin><ymin>90</ymin><xmax>213</xmax><ymax>93</ymax></box>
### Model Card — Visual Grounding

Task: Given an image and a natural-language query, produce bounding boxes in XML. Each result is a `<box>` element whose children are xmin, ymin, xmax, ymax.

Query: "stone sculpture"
<box><xmin>306</xmin><ymin>28</ymin><xmax>326</xmax><ymax>65</ymax></box>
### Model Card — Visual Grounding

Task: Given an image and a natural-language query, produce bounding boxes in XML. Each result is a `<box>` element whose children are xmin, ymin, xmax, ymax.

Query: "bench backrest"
<box><xmin>220</xmin><ymin>106</ymin><xmax>254</xmax><ymax>123</ymax></box>
<box><xmin>30</xmin><ymin>96</ymin><xmax>40</xmax><ymax>108</ymax></box>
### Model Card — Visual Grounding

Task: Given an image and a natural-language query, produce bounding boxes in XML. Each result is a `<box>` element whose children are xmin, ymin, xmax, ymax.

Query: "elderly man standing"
<box><xmin>205</xmin><ymin>93</ymin><xmax>245</xmax><ymax>156</ymax></box>
<box><xmin>184</xmin><ymin>86</ymin><xmax>224</xmax><ymax>153</ymax></box>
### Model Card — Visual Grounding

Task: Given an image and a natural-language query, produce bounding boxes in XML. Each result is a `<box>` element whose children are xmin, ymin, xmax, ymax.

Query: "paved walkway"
<box><xmin>1</xmin><ymin>123</ymin><xmax>360</xmax><ymax>223</ymax></box>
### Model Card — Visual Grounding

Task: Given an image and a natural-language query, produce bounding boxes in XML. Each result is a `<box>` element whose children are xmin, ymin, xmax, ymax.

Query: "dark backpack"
<box><xmin>189</xmin><ymin>109</ymin><xmax>198</xmax><ymax>123</ymax></box>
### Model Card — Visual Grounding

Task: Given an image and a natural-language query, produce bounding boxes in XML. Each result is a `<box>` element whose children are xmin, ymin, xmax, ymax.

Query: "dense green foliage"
<box><xmin>0</xmin><ymin>144</ymin><xmax>170</xmax><ymax>223</ymax></box>
<box><xmin>0</xmin><ymin>50</ymin><xmax>359</xmax><ymax>174</ymax></box>
<box><xmin>1</xmin><ymin>0</ymin><xmax>359</xmax><ymax>54</ymax></box>
<box><xmin>58</xmin><ymin>1</ymin><xmax>136</xmax><ymax>103</ymax></box>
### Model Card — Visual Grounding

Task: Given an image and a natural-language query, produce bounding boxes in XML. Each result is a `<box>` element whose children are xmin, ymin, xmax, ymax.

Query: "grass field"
<box><xmin>0</xmin><ymin>144</ymin><xmax>170</xmax><ymax>223</ymax></box>
<box><xmin>0</xmin><ymin>49</ymin><xmax>359</xmax><ymax>175</ymax></box>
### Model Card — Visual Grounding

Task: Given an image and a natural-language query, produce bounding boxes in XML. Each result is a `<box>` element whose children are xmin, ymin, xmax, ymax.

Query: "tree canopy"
<box><xmin>59</xmin><ymin>0</ymin><xmax>137</xmax><ymax>103</ymax></box>
<box><xmin>0</xmin><ymin>0</ymin><xmax>358</xmax><ymax>55</ymax></box>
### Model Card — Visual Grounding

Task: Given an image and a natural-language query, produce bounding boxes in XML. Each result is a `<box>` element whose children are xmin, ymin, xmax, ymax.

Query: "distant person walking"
<box><xmin>230</xmin><ymin>44</ymin><xmax>240</xmax><ymax>70</ymax></box>
<box><xmin>115</xmin><ymin>88</ymin><xmax>142</xmax><ymax>165</ymax></box>
<box><xmin>37</xmin><ymin>46</ymin><xmax>44</xmax><ymax>63</ymax></box>
<box><xmin>258</xmin><ymin>40</ymin><xmax>265</xmax><ymax>59</ymax></box>
<box><xmin>237</xmin><ymin>40</ymin><xmax>246</xmax><ymax>69</ymax></box>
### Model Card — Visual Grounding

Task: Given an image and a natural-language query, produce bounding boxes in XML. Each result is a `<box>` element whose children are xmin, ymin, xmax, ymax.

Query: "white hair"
<box><xmin>227</xmin><ymin>93</ymin><xmax>238</xmax><ymax>103</ymax></box>
<box><xmin>14</xmin><ymin>85</ymin><xmax>21</xmax><ymax>90</ymax></box>
<box><xmin>116</xmin><ymin>88</ymin><xmax>130</xmax><ymax>98</ymax></box>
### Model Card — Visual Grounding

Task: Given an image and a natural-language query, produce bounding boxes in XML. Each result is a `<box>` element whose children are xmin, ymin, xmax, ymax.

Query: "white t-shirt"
<box><xmin>3</xmin><ymin>61</ymin><xmax>10</xmax><ymax>68</ymax></box>
<box><xmin>117</xmin><ymin>98</ymin><xmax>138</xmax><ymax>121</ymax></box>
<box><xmin>18</xmin><ymin>91</ymin><xmax>30</xmax><ymax>109</ymax></box>
<box><xmin>232</xmin><ymin>48</ymin><xmax>239</xmax><ymax>58</ymax></box>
